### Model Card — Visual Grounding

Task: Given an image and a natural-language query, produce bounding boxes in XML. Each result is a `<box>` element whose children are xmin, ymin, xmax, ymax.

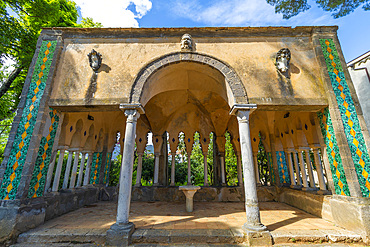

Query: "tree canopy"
<box><xmin>0</xmin><ymin>0</ymin><xmax>102</xmax><ymax>120</ymax></box>
<box><xmin>266</xmin><ymin>0</ymin><xmax>370</xmax><ymax>19</ymax></box>
<box><xmin>0</xmin><ymin>0</ymin><xmax>101</xmax><ymax>163</ymax></box>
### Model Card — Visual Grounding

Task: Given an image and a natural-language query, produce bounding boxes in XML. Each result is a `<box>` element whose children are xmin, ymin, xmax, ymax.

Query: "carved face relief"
<box><xmin>276</xmin><ymin>48</ymin><xmax>291</xmax><ymax>73</ymax></box>
<box><xmin>181</xmin><ymin>34</ymin><xmax>193</xmax><ymax>51</ymax></box>
<box><xmin>87</xmin><ymin>49</ymin><xmax>102</xmax><ymax>72</ymax></box>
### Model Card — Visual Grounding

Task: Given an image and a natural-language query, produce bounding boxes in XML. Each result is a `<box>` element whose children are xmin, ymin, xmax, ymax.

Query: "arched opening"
<box><xmin>133</xmin><ymin>55</ymin><xmax>247</xmax><ymax>187</ymax></box>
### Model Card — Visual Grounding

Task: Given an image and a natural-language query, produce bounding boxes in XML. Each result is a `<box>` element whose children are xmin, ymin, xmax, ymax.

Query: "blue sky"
<box><xmin>75</xmin><ymin>0</ymin><xmax>369</xmax><ymax>62</ymax></box>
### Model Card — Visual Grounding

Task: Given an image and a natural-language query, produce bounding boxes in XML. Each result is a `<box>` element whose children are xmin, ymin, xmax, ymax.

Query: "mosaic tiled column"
<box><xmin>0</xmin><ymin>41</ymin><xmax>57</xmax><ymax>200</ymax></box>
<box><xmin>62</xmin><ymin>151</ymin><xmax>73</xmax><ymax>189</ymax></box>
<box><xmin>317</xmin><ymin>109</ymin><xmax>351</xmax><ymax>196</ymax></box>
<box><xmin>269</xmin><ymin>135</ymin><xmax>281</xmax><ymax>186</ymax></box>
<box><xmin>320</xmin><ymin>39</ymin><xmax>370</xmax><ymax>197</ymax></box>
<box><xmin>52</xmin><ymin>148</ymin><xmax>66</xmax><ymax>192</ymax></box>
<box><xmin>267</xmin><ymin>152</ymin><xmax>276</xmax><ymax>185</ymax></box>
<box><xmin>103</xmin><ymin>152</ymin><xmax>112</xmax><ymax>186</ymax></box>
<box><xmin>76</xmin><ymin>153</ymin><xmax>86</xmax><ymax>187</ymax></box>
<box><xmin>276</xmin><ymin>151</ymin><xmax>290</xmax><ymax>185</ymax></box>
<box><xmin>285</xmin><ymin>150</ymin><xmax>296</xmax><ymax>187</ymax></box>
<box><xmin>27</xmin><ymin>108</ymin><xmax>60</xmax><ymax>198</ymax></box>
<box><xmin>90</xmin><ymin>152</ymin><xmax>103</xmax><ymax>185</ymax></box>
<box><xmin>83</xmin><ymin>152</ymin><xmax>93</xmax><ymax>186</ymax></box>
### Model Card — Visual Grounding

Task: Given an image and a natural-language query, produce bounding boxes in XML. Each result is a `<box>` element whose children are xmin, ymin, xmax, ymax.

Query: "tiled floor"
<box><xmin>38</xmin><ymin>201</ymin><xmax>343</xmax><ymax>233</ymax></box>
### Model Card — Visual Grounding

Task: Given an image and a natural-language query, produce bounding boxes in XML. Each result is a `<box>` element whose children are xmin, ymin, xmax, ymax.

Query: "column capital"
<box><xmin>119</xmin><ymin>103</ymin><xmax>145</xmax><ymax>114</ymax></box>
<box><xmin>284</xmin><ymin>148</ymin><xmax>295</xmax><ymax>153</ymax></box>
<box><xmin>229</xmin><ymin>104</ymin><xmax>257</xmax><ymax>115</ymax></box>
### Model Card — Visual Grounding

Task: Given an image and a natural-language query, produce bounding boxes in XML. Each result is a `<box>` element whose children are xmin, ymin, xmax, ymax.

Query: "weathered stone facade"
<box><xmin>1</xmin><ymin>26</ymin><xmax>370</xmax><ymax>246</ymax></box>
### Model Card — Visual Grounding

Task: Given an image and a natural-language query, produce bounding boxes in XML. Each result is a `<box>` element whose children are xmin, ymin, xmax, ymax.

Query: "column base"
<box><xmin>170</xmin><ymin>183</ymin><xmax>175</xmax><ymax>186</ymax></box>
<box><xmin>221</xmin><ymin>183</ymin><xmax>227</xmax><ymax>186</ymax></box>
<box><xmin>106</xmin><ymin>222</ymin><xmax>135</xmax><ymax>246</ymax></box>
<box><xmin>204</xmin><ymin>183</ymin><xmax>209</xmax><ymax>187</ymax></box>
<box><xmin>242</xmin><ymin>222</ymin><xmax>267</xmax><ymax>232</ymax></box>
<box><xmin>243</xmin><ymin>228</ymin><xmax>272</xmax><ymax>246</ymax></box>
<box><xmin>134</xmin><ymin>183</ymin><xmax>141</xmax><ymax>187</ymax></box>
<box><xmin>290</xmin><ymin>184</ymin><xmax>302</xmax><ymax>189</ymax></box>
<box><xmin>302</xmin><ymin>187</ymin><xmax>316</xmax><ymax>191</ymax></box>
<box><xmin>153</xmin><ymin>183</ymin><xmax>159</xmax><ymax>186</ymax></box>
<box><xmin>317</xmin><ymin>189</ymin><xmax>331</xmax><ymax>195</ymax></box>
<box><xmin>256</xmin><ymin>183</ymin><xmax>262</xmax><ymax>187</ymax></box>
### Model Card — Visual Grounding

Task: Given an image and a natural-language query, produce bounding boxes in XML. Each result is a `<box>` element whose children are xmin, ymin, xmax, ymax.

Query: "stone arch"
<box><xmin>129</xmin><ymin>52</ymin><xmax>248</xmax><ymax>107</ymax></box>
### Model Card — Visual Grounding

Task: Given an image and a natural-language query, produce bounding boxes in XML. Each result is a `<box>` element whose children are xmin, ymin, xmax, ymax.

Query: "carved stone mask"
<box><xmin>88</xmin><ymin>49</ymin><xmax>102</xmax><ymax>72</ymax></box>
<box><xmin>276</xmin><ymin>48</ymin><xmax>291</xmax><ymax>73</ymax></box>
<box><xmin>181</xmin><ymin>34</ymin><xmax>193</xmax><ymax>51</ymax></box>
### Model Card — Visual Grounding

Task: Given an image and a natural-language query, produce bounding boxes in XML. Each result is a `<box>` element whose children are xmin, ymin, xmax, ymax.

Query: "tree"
<box><xmin>266</xmin><ymin>0</ymin><xmax>370</xmax><ymax>19</ymax></box>
<box><xmin>0</xmin><ymin>0</ymin><xmax>101</xmax><ymax>162</ymax></box>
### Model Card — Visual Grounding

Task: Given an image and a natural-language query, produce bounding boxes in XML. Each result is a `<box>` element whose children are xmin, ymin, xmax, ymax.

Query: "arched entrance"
<box><xmin>107</xmin><ymin>52</ymin><xmax>269</xmax><ymax>245</ymax></box>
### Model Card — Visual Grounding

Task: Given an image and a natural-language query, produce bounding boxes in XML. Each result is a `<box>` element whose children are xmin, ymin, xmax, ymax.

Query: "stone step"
<box><xmin>131</xmin><ymin>229</ymin><xmax>245</xmax><ymax>245</ymax></box>
<box><xmin>14</xmin><ymin>228</ymin><xmax>363</xmax><ymax>246</ymax></box>
<box><xmin>16</xmin><ymin>228</ymin><xmax>106</xmax><ymax>245</ymax></box>
<box><xmin>271</xmin><ymin>230</ymin><xmax>363</xmax><ymax>245</ymax></box>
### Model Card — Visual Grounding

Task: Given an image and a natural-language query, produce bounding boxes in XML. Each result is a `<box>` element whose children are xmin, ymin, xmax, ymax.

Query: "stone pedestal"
<box><xmin>106</xmin><ymin>222</ymin><xmax>135</xmax><ymax>246</ymax></box>
<box><xmin>244</xmin><ymin>229</ymin><xmax>273</xmax><ymax>246</ymax></box>
<box><xmin>179</xmin><ymin>185</ymin><xmax>200</xmax><ymax>212</ymax></box>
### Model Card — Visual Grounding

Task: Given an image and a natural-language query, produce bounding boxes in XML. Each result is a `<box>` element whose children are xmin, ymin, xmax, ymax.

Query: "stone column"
<box><xmin>170</xmin><ymin>152</ymin><xmax>176</xmax><ymax>186</ymax></box>
<box><xmin>83</xmin><ymin>152</ymin><xmax>93</xmax><ymax>186</ymax></box>
<box><xmin>285</xmin><ymin>150</ymin><xmax>296</xmax><ymax>187</ymax></box>
<box><xmin>52</xmin><ymin>148</ymin><xmax>66</xmax><ymax>192</ymax></box>
<box><xmin>135</xmin><ymin>152</ymin><xmax>143</xmax><ymax>187</ymax></box>
<box><xmin>62</xmin><ymin>151</ymin><xmax>74</xmax><ymax>189</ymax></box>
<box><xmin>187</xmin><ymin>152</ymin><xmax>192</xmax><ymax>185</ymax></box>
<box><xmin>203</xmin><ymin>152</ymin><xmax>209</xmax><ymax>186</ymax></box>
<box><xmin>298</xmin><ymin>149</ymin><xmax>309</xmax><ymax>188</ymax></box>
<box><xmin>69</xmin><ymin>151</ymin><xmax>80</xmax><ymax>188</ymax></box>
<box><xmin>292</xmin><ymin>151</ymin><xmax>302</xmax><ymax>186</ymax></box>
<box><xmin>253</xmin><ymin>152</ymin><xmax>261</xmax><ymax>185</ymax></box>
<box><xmin>76</xmin><ymin>153</ymin><xmax>86</xmax><ymax>187</ymax></box>
<box><xmin>232</xmin><ymin>105</ymin><xmax>267</xmax><ymax>234</ymax></box>
<box><xmin>236</xmin><ymin>152</ymin><xmax>243</xmax><ymax>186</ymax></box>
<box><xmin>44</xmin><ymin>150</ymin><xmax>57</xmax><ymax>192</ymax></box>
<box><xmin>312</xmin><ymin>148</ymin><xmax>327</xmax><ymax>191</ymax></box>
<box><xmin>304</xmin><ymin>149</ymin><xmax>316</xmax><ymax>189</ymax></box>
<box><xmin>153</xmin><ymin>153</ymin><xmax>160</xmax><ymax>186</ymax></box>
<box><xmin>219</xmin><ymin>153</ymin><xmax>226</xmax><ymax>185</ymax></box>
<box><xmin>107</xmin><ymin>106</ymin><xmax>142</xmax><ymax>246</ymax></box>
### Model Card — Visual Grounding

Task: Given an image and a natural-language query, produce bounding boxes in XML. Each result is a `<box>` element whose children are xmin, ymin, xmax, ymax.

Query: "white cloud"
<box><xmin>171</xmin><ymin>0</ymin><xmax>338</xmax><ymax>27</ymax></box>
<box><xmin>74</xmin><ymin>0</ymin><xmax>152</xmax><ymax>27</ymax></box>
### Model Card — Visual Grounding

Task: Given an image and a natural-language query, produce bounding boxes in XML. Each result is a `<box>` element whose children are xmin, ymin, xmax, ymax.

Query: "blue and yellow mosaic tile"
<box><xmin>267</xmin><ymin>152</ymin><xmax>275</xmax><ymax>184</ymax></box>
<box><xmin>90</xmin><ymin>152</ymin><xmax>102</xmax><ymax>185</ymax></box>
<box><xmin>317</xmin><ymin>108</ymin><xmax>351</xmax><ymax>196</ymax></box>
<box><xmin>276</xmin><ymin>151</ymin><xmax>290</xmax><ymax>184</ymax></box>
<box><xmin>0</xmin><ymin>41</ymin><xmax>57</xmax><ymax>200</ymax></box>
<box><xmin>103</xmin><ymin>153</ymin><xmax>112</xmax><ymax>185</ymax></box>
<box><xmin>320</xmin><ymin>39</ymin><xmax>370</xmax><ymax>197</ymax></box>
<box><xmin>27</xmin><ymin>108</ymin><xmax>60</xmax><ymax>198</ymax></box>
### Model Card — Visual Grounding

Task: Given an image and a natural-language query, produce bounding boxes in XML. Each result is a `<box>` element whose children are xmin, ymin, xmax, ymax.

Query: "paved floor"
<box><xmin>34</xmin><ymin>201</ymin><xmax>346</xmax><ymax>233</ymax></box>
